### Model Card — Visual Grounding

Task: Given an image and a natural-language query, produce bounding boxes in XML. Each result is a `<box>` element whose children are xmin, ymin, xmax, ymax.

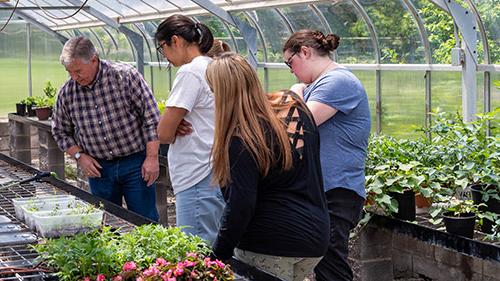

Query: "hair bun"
<box><xmin>325</xmin><ymin>34</ymin><xmax>340</xmax><ymax>51</ymax></box>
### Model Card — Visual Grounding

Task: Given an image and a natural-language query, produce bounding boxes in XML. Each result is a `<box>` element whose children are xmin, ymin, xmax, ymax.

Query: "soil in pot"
<box><xmin>16</xmin><ymin>103</ymin><xmax>26</xmax><ymax>116</ymax></box>
<box><xmin>390</xmin><ymin>190</ymin><xmax>416</xmax><ymax>221</ymax></box>
<box><xmin>442</xmin><ymin>211</ymin><xmax>476</xmax><ymax>239</ymax></box>
<box><xmin>415</xmin><ymin>193</ymin><xmax>432</xmax><ymax>208</ymax></box>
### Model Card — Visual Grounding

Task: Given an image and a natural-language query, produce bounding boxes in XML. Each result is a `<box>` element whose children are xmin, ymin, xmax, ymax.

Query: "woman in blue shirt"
<box><xmin>283</xmin><ymin>30</ymin><xmax>371</xmax><ymax>281</ymax></box>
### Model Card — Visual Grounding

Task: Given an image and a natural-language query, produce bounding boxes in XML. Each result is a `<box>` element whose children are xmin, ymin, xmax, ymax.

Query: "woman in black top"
<box><xmin>206</xmin><ymin>53</ymin><xmax>329</xmax><ymax>281</ymax></box>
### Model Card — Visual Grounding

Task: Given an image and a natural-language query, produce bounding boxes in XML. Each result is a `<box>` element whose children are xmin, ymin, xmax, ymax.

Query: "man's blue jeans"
<box><xmin>88</xmin><ymin>151</ymin><xmax>159</xmax><ymax>222</ymax></box>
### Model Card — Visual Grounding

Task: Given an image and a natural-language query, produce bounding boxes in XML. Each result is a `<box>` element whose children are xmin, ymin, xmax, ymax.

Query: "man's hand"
<box><xmin>176</xmin><ymin>119</ymin><xmax>193</xmax><ymax>136</ymax></box>
<box><xmin>142</xmin><ymin>155</ymin><xmax>159</xmax><ymax>187</ymax></box>
<box><xmin>78</xmin><ymin>154</ymin><xmax>102</xmax><ymax>178</ymax></box>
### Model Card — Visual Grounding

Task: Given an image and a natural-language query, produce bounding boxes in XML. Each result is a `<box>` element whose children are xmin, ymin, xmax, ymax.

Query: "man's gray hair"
<box><xmin>60</xmin><ymin>36</ymin><xmax>99</xmax><ymax>66</ymax></box>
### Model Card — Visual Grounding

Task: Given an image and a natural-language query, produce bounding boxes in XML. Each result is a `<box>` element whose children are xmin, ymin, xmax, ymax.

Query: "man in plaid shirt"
<box><xmin>52</xmin><ymin>36</ymin><xmax>160</xmax><ymax>221</ymax></box>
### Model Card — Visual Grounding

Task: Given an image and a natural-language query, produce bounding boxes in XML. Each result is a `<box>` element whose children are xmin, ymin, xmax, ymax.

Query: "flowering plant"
<box><xmin>109</xmin><ymin>253</ymin><xmax>234</xmax><ymax>281</ymax></box>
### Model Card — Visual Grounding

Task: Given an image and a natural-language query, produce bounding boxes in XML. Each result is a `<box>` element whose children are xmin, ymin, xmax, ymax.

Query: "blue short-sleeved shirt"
<box><xmin>303</xmin><ymin>68</ymin><xmax>371</xmax><ymax>198</ymax></box>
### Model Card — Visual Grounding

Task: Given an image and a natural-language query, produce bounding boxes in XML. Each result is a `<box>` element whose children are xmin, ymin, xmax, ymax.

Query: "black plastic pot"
<box><xmin>443</xmin><ymin>211</ymin><xmax>476</xmax><ymax>239</ymax></box>
<box><xmin>470</xmin><ymin>184</ymin><xmax>500</xmax><ymax>234</ymax></box>
<box><xmin>15</xmin><ymin>103</ymin><xmax>26</xmax><ymax>116</ymax></box>
<box><xmin>26</xmin><ymin>105</ymin><xmax>36</xmax><ymax>117</ymax></box>
<box><xmin>390</xmin><ymin>190</ymin><xmax>416</xmax><ymax>221</ymax></box>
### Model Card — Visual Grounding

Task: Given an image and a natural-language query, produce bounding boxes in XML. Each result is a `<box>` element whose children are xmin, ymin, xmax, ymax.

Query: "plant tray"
<box><xmin>12</xmin><ymin>195</ymin><xmax>75</xmax><ymax>221</ymax></box>
<box><xmin>20</xmin><ymin>198</ymin><xmax>84</xmax><ymax>230</ymax></box>
<box><xmin>33</xmin><ymin>208</ymin><xmax>104</xmax><ymax>238</ymax></box>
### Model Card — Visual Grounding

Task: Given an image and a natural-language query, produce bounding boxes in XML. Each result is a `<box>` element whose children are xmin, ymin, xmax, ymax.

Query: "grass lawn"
<box><xmin>1</xmin><ymin>58</ymin><xmax>498</xmax><ymax>138</ymax></box>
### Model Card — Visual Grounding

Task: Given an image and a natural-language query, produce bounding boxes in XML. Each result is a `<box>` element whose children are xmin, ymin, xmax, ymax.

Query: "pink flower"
<box><xmin>190</xmin><ymin>270</ymin><xmax>199</xmax><ymax>278</ymax></box>
<box><xmin>96</xmin><ymin>274</ymin><xmax>106</xmax><ymax>281</ymax></box>
<box><xmin>123</xmin><ymin>261</ymin><xmax>137</xmax><ymax>272</ymax></box>
<box><xmin>83</xmin><ymin>277</ymin><xmax>91</xmax><ymax>281</ymax></box>
<box><xmin>112</xmin><ymin>276</ymin><xmax>123</xmax><ymax>281</ymax></box>
<box><xmin>156</xmin><ymin>258</ymin><xmax>169</xmax><ymax>267</ymax></box>
<box><xmin>186</xmin><ymin>252</ymin><xmax>197</xmax><ymax>258</ymax></box>
<box><xmin>215</xmin><ymin>260</ymin><xmax>226</xmax><ymax>268</ymax></box>
<box><xmin>204</xmin><ymin>257</ymin><xmax>211</xmax><ymax>267</ymax></box>
<box><xmin>136</xmin><ymin>277</ymin><xmax>143</xmax><ymax>281</ymax></box>
<box><xmin>143</xmin><ymin>267</ymin><xmax>160</xmax><ymax>277</ymax></box>
<box><xmin>173</xmin><ymin>266</ymin><xmax>184</xmax><ymax>277</ymax></box>
<box><xmin>184</xmin><ymin>260</ymin><xmax>196</xmax><ymax>267</ymax></box>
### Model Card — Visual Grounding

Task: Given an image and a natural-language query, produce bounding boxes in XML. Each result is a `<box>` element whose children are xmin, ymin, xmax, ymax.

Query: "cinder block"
<box><xmin>412</xmin><ymin>238</ymin><xmax>435</xmax><ymax>259</ymax></box>
<box><xmin>360</xmin><ymin>258</ymin><xmax>393</xmax><ymax>281</ymax></box>
<box><xmin>9</xmin><ymin>120</ymin><xmax>31</xmax><ymax>136</ymax></box>
<box><xmin>0</xmin><ymin>136</ymin><xmax>10</xmax><ymax>150</ymax></box>
<box><xmin>392</xmin><ymin>233</ymin><xmax>410</xmax><ymax>252</ymax></box>
<box><xmin>0</xmin><ymin>121</ymin><xmax>9</xmax><ymax>136</ymax></box>
<box><xmin>9</xmin><ymin>136</ymin><xmax>31</xmax><ymax>149</ymax></box>
<box><xmin>483</xmin><ymin>259</ymin><xmax>500</xmax><ymax>280</ymax></box>
<box><xmin>434</xmin><ymin>246</ymin><xmax>458</xmax><ymax>266</ymax></box>
<box><xmin>360</xmin><ymin>226</ymin><xmax>392</xmax><ymax>260</ymax></box>
<box><xmin>392</xmin><ymin>250</ymin><xmax>412</xmax><ymax>278</ymax></box>
<box><xmin>413</xmin><ymin>255</ymin><xmax>482</xmax><ymax>281</ymax></box>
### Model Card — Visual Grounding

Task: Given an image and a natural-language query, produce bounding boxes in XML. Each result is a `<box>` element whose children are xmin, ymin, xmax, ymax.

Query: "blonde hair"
<box><xmin>206</xmin><ymin>53</ymin><xmax>293</xmax><ymax>186</ymax></box>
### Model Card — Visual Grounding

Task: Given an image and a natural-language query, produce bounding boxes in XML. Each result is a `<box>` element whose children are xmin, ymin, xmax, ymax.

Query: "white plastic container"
<box><xmin>33</xmin><ymin>208</ymin><xmax>104</xmax><ymax>238</ymax></box>
<box><xmin>12</xmin><ymin>195</ymin><xmax>75</xmax><ymax>221</ymax></box>
<box><xmin>21</xmin><ymin>198</ymin><xmax>83</xmax><ymax>230</ymax></box>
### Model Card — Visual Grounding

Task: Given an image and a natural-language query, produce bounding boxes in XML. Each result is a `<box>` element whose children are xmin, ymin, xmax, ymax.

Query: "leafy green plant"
<box><xmin>115</xmin><ymin>224</ymin><xmax>211</xmax><ymax>269</ymax></box>
<box><xmin>34</xmin><ymin>226</ymin><xmax>122</xmax><ymax>281</ymax></box>
<box><xmin>22</xmin><ymin>96</ymin><xmax>37</xmax><ymax>106</ymax></box>
<box><xmin>42</xmin><ymin>81</ymin><xmax>57</xmax><ymax>99</ymax></box>
<box><xmin>33</xmin><ymin>225</ymin><xmax>213</xmax><ymax>281</ymax></box>
<box><xmin>429</xmin><ymin>196</ymin><xmax>481</xmax><ymax>225</ymax></box>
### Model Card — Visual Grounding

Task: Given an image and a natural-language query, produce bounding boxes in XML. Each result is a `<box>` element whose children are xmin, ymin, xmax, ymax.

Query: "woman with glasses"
<box><xmin>155</xmin><ymin>14</ymin><xmax>225</xmax><ymax>245</ymax></box>
<box><xmin>283</xmin><ymin>30</ymin><xmax>371</xmax><ymax>281</ymax></box>
<box><xmin>208</xmin><ymin>53</ymin><xmax>329</xmax><ymax>281</ymax></box>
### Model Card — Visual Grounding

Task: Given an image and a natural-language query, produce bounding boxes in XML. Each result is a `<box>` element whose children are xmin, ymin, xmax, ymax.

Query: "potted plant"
<box><xmin>23</xmin><ymin>96</ymin><xmax>38</xmax><ymax>116</ymax></box>
<box><xmin>366</xmin><ymin>161</ymin><xmax>425</xmax><ymax>221</ymax></box>
<box><xmin>35</xmin><ymin>96</ymin><xmax>51</xmax><ymax>120</ymax></box>
<box><xmin>429</xmin><ymin>196</ymin><xmax>481</xmax><ymax>239</ymax></box>
<box><xmin>15</xmin><ymin>99</ymin><xmax>26</xmax><ymax>116</ymax></box>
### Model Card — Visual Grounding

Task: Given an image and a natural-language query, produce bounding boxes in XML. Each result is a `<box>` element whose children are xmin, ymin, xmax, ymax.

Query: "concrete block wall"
<box><xmin>392</xmin><ymin>233</ymin><xmax>499</xmax><ymax>281</ymax></box>
<box><xmin>353</xmin><ymin>222</ymin><xmax>500</xmax><ymax>281</ymax></box>
<box><xmin>1</xmin><ymin>119</ymin><xmax>39</xmax><ymax>157</ymax></box>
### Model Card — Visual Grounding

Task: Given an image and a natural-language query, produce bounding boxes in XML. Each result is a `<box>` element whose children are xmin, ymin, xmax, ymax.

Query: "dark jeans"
<box><xmin>88</xmin><ymin>151</ymin><xmax>159</xmax><ymax>222</ymax></box>
<box><xmin>314</xmin><ymin>188</ymin><xmax>364</xmax><ymax>281</ymax></box>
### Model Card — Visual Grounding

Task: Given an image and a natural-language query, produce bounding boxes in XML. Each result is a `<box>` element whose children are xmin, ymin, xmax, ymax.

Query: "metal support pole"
<box><xmin>376</xmin><ymin>70</ymin><xmax>382</xmax><ymax>135</ymax></box>
<box><xmin>425</xmin><ymin>71</ymin><xmax>432</xmax><ymax>139</ymax></box>
<box><xmin>27</xmin><ymin>23</ymin><xmax>32</xmax><ymax>98</ymax></box>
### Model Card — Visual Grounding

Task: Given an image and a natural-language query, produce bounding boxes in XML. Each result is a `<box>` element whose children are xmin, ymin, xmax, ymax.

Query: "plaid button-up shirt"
<box><xmin>52</xmin><ymin>60</ymin><xmax>160</xmax><ymax>160</ymax></box>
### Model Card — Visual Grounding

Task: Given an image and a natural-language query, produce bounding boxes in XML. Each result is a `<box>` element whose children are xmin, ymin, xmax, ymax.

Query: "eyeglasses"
<box><xmin>284</xmin><ymin>52</ymin><xmax>298</xmax><ymax>68</ymax></box>
<box><xmin>156</xmin><ymin>41</ymin><xmax>167</xmax><ymax>55</ymax></box>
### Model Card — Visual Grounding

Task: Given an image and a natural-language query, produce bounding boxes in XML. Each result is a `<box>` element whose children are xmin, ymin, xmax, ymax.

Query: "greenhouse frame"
<box><xmin>0</xmin><ymin>0</ymin><xmax>498</xmax><ymax>137</ymax></box>
<box><xmin>0</xmin><ymin>1</ymin><xmax>500</xmax><ymax>281</ymax></box>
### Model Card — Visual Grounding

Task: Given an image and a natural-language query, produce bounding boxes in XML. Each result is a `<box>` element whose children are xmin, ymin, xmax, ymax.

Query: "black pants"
<box><xmin>314</xmin><ymin>188</ymin><xmax>364</xmax><ymax>281</ymax></box>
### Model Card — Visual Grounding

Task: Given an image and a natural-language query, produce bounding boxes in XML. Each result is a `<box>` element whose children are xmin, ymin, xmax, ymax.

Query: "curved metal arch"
<box><xmin>310</xmin><ymin>4</ymin><xmax>333</xmax><ymax>34</ymax></box>
<box><xmin>132</xmin><ymin>23</ymin><xmax>153</xmax><ymax>62</ymax></box>
<box><xmin>88</xmin><ymin>28</ymin><xmax>106</xmax><ymax>56</ymax></box>
<box><xmin>244</xmin><ymin>11</ymin><xmax>268</xmax><ymax>62</ymax></box>
<box><xmin>102</xmin><ymin>26</ymin><xmax>120</xmax><ymax>52</ymax></box>
<box><xmin>400</xmin><ymin>0</ymin><xmax>432</xmax><ymax>64</ymax></box>
<box><xmin>274</xmin><ymin>8</ymin><xmax>294</xmax><ymax>34</ymax></box>
<box><xmin>346</xmin><ymin>0</ymin><xmax>380</xmax><ymax>63</ymax></box>
<box><xmin>463</xmin><ymin>0</ymin><xmax>490</xmax><ymax>64</ymax></box>
<box><xmin>221</xmin><ymin>20</ymin><xmax>240</xmax><ymax>53</ymax></box>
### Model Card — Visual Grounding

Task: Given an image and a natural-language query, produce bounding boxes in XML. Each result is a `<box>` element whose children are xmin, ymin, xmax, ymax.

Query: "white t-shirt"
<box><xmin>166</xmin><ymin>56</ymin><xmax>215</xmax><ymax>194</ymax></box>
